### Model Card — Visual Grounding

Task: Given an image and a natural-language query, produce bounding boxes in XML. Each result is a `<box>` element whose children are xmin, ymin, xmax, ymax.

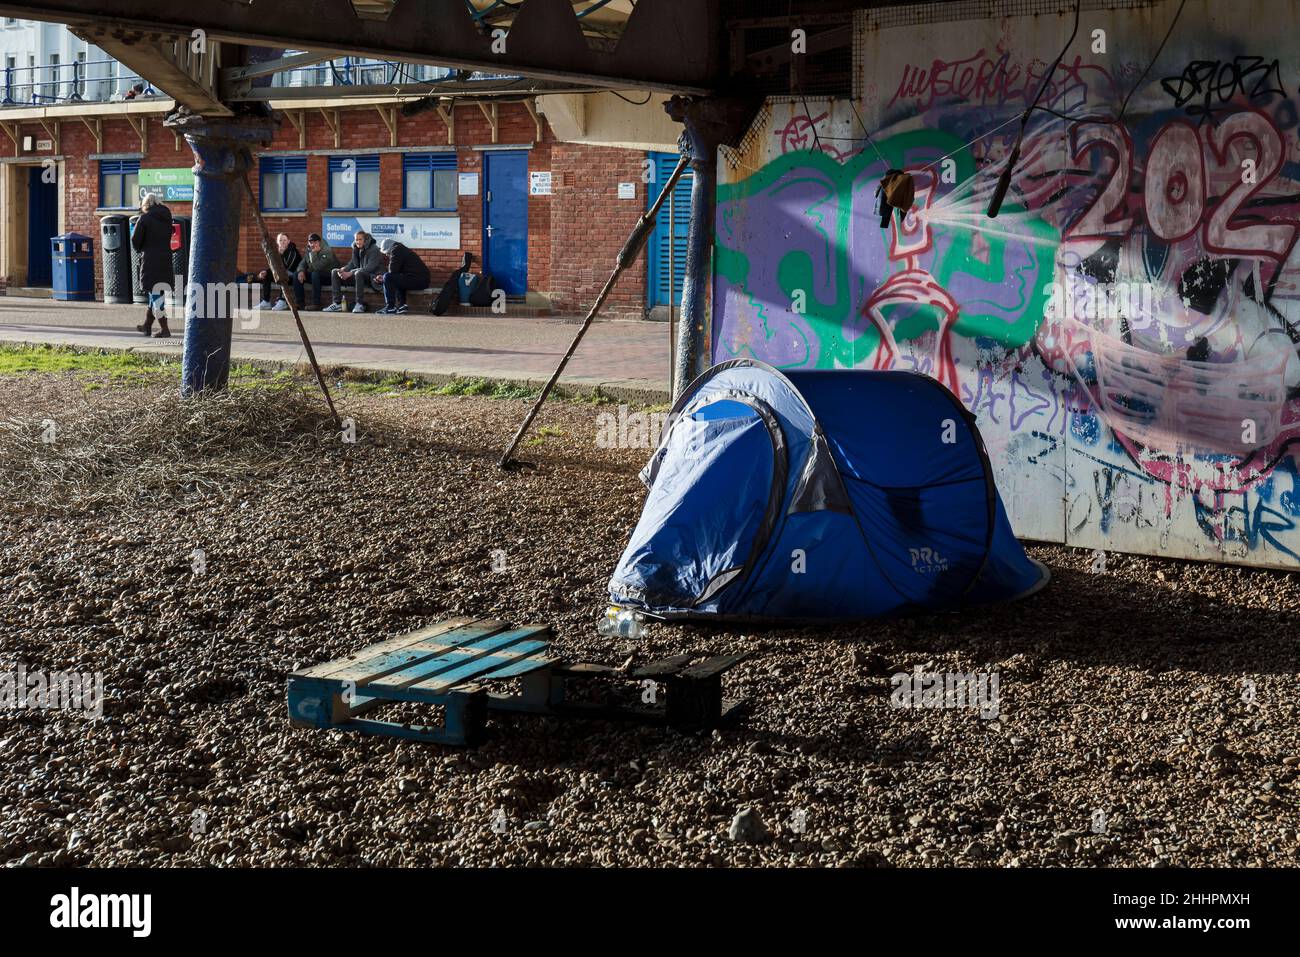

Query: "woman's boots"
<box><xmin>135</xmin><ymin>308</ymin><xmax>171</xmax><ymax>338</ymax></box>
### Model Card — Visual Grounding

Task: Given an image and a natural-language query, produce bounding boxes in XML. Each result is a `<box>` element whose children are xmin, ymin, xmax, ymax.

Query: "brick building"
<box><xmin>0</xmin><ymin>93</ymin><xmax>689</xmax><ymax>321</ymax></box>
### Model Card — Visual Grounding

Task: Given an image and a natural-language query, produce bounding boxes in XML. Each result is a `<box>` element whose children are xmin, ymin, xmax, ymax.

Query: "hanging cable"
<box><xmin>611</xmin><ymin>90</ymin><xmax>652</xmax><ymax>105</ymax></box>
<box><xmin>987</xmin><ymin>0</ymin><xmax>1081</xmax><ymax>218</ymax></box>
<box><xmin>1118</xmin><ymin>0</ymin><xmax>1187</xmax><ymax>122</ymax></box>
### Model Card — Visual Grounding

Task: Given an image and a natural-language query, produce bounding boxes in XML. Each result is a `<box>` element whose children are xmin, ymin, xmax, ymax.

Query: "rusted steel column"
<box><xmin>164</xmin><ymin>109</ymin><xmax>277</xmax><ymax>395</ymax></box>
<box><xmin>665</xmin><ymin>96</ymin><xmax>761</xmax><ymax>399</ymax></box>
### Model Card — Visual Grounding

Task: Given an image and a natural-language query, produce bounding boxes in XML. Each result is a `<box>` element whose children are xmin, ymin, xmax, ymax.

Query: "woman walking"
<box><xmin>130</xmin><ymin>193</ymin><xmax>174</xmax><ymax>338</ymax></box>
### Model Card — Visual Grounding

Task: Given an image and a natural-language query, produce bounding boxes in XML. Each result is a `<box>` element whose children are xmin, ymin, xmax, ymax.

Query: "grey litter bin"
<box><xmin>100</xmin><ymin>214</ymin><xmax>132</xmax><ymax>305</ymax></box>
<box><xmin>128</xmin><ymin>214</ymin><xmax>146</xmax><ymax>304</ymax></box>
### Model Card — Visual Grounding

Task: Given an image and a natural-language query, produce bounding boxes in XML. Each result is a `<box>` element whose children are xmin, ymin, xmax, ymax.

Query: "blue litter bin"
<box><xmin>52</xmin><ymin>233</ymin><xmax>95</xmax><ymax>302</ymax></box>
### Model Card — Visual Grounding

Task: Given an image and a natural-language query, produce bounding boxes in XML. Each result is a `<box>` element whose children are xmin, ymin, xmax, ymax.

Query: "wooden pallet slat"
<box><xmin>291</xmin><ymin>617</ymin><xmax>480</xmax><ymax>679</ymax></box>
<box><xmin>678</xmin><ymin>653</ymin><xmax>751</xmax><ymax>681</ymax></box>
<box><xmin>327</xmin><ymin>621</ymin><xmax>512</xmax><ymax>685</ymax></box>
<box><xmin>286</xmin><ymin>619</ymin><xmax>749</xmax><ymax>747</ymax></box>
<box><xmin>370</xmin><ymin>633</ymin><xmax>550</xmax><ymax>696</ymax></box>
<box><xmin>480</xmin><ymin>653</ymin><xmax>554</xmax><ymax>680</ymax></box>
<box><xmin>406</xmin><ymin>640</ymin><xmax>550</xmax><ymax>695</ymax></box>
<box><xmin>632</xmin><ymin>654</ymin><xmax>696</xmax><ymax>679</ymax></box>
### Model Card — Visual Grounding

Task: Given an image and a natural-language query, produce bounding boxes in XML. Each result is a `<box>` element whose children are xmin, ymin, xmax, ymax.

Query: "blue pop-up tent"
<box><xmin>608</xmin><ymin>359</ymin><xmax>1048</xmax><ymax>621</ymax></box>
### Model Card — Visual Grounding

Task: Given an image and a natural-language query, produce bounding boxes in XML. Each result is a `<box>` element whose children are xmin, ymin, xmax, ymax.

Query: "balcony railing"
<box><xmin>268</xmin><ymin>56</ymin><xmax>516</xmax><ymax>89</ymax></box>
<box><xmin>1</xmin><ymin>58</ymin><xmax>152</xmax><ymax>106</ymax></box>
<box><xmin>0</xmin><ymin>53</ymin><xmax>521</xmax><ymax>108</ymax></box>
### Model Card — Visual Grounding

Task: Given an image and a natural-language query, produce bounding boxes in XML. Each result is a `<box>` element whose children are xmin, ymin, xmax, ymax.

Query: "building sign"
<box><xmin>458</xmin><ymin>172</ymin><xmax>479</xmax><ymax>195</ymax></box>
<box><xmin>323</xmin><ymin>214</ymin><xmax>461</xmax><ymax>250</ymax></box>
<box><xmin>139</xmin><ymin>167</ymin><xmax>195</xmax><ymax>203</ymax></box>
<box><xmin>618</xmin><ymin>182</ymin><xmax>636</xmax><ymax>200</ymax></box>
<box><xmin>529</xmin><ymin>171</ymin><xmax>552</xmax><ymax>195</ymax></box>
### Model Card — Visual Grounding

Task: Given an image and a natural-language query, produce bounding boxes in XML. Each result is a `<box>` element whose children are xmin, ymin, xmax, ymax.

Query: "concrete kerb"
<box><xmin>4</xmin><ymin>339</ymin><xmax>672</xmax><ymax>408</ymax></box>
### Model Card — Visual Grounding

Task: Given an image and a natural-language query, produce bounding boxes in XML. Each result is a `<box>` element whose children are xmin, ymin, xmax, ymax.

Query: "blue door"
<box><xmin>646</xmin><ymin>151</ymin><xmax>693</xmax><ymax>310</ymax></box>
<box><xmin>27</xmin><ymin>166</ymin><xmax>58</xmax><ymax>286</ymax></box>
<box><xmin>482</xmin><ymin>150</ymin><xmax>528</xmax><ymax>297</ymax></box>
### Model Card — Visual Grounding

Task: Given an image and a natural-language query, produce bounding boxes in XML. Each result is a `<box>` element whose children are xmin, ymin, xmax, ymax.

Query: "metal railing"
<box><xmin>1</xmin><ymin>57</ymin><xmax>151</xmax><ymax>106</ymax></box>
<box><xmin>268</xmin><ymin>56</ymin><xmax>516</xmax><ymax>89</ymax></box>
<box><xmin>0</xmin><ymin>53</ymin><xmax>518</xmax><ymax>107</ymax></box>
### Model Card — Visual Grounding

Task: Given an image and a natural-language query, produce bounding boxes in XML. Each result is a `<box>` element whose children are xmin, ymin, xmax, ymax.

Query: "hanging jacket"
<box><xmin>131</xmin><ymin>202</ymin><xmax>174</xmax><ymax>291</ymax></box>
<box><xmin>386</xmin><ymin>243</ymin><xmax>431</xmax><ymax>288</ymax></box>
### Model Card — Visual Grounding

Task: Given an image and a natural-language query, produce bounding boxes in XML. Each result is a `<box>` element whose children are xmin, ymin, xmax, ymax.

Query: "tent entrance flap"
<box><xmin>610</xmin><ymin>400</ymin><xmax>778</xmax><ymax>610</ymax></box>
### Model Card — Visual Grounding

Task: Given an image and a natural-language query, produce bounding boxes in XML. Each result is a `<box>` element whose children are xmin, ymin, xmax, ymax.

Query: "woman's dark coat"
<box><xmin>131</xmin><ymin>202</ymin><xmax>175</xmax><ymax>292</ymax></box>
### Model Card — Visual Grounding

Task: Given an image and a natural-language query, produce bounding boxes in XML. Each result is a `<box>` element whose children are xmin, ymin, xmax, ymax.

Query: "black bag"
<box><xmin>432</xmin><ymin>252</ymin><xmax>473</xmax><ymax>316</ymax></box>
<box><xmin>467</xmin><ymin>271</ymin><xmax>497</xmax><ymax>308</ymax></box>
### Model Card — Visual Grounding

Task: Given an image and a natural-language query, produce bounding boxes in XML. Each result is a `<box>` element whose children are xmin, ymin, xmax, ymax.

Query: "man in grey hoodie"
<box><xmin>324</xmin><ymin>230</ymin><xmax>383</xmax><ymax>313</ymax></box>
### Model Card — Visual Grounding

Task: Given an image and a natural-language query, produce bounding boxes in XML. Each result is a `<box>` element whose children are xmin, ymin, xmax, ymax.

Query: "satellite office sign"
<box><xmin>323</xmin><ymin>215</ymin><xmax>460</xmax><ymax>250</ymax></box>
<box><xmin>138</xmin><ymin>167</ymin><xmax>195</xmax><ymax>203</ymax></box>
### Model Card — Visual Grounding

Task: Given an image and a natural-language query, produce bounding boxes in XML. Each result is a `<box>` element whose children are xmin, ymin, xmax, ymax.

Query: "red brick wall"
<box><xmin>47</xmin><ymin>102</ymin><xmax>649</xmax><ymax>317</ymax></box>
<box><xmin>59</xmin><ymin>114</ymin><xmax>195</xmax><ymax>298</ymax></box>
<box><xmin>549</xmin><ymin>142</ymin><xmax>647</xmax><ymax>321</ymax></box>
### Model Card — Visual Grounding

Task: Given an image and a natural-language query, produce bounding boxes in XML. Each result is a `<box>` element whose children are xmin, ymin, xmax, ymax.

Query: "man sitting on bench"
<box><xmin>296</xmin><ymin>233</ymin><xmax>334</xmax><ymax>311</ymax></box>
<box><xmin>375</xmin><ymin>238</ymin><xmax>430</xmax><ymax>315</ymax></box>
<box><xmin>323</xmin><ymin>230</ymin><xmax>383</xmax><ymax>313</ymax></box>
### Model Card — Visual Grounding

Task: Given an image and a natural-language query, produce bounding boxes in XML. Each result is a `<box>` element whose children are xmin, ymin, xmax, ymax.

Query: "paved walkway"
<box><xmin>0</xmin><ymin>296</ymin><xmax>671</xmax><ymax>398</ymax></box>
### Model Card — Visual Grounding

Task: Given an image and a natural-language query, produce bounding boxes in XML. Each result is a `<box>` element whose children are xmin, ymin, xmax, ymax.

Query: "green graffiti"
<box><xmin>716</xmin><ymin>130</ymin><xmax>1060</xmax><ymax>369</ymax></box>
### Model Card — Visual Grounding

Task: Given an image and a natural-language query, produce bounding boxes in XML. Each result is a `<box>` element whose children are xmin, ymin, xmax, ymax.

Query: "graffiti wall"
<box><xmin>714</xmin><ymin>0</ymin><xmax>1300</xmax><ymax>568</ymax></box>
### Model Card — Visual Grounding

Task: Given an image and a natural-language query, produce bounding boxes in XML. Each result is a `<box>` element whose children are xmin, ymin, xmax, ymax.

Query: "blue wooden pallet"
<box><xmin>286</xmin><ymin>617</ymin><xmax>554</xmax><ymax>746</ymax></box>
<box><xmin>287</xmin><ymin>617</ymin><xmax>751</xmax><ymax>746</ymax></box>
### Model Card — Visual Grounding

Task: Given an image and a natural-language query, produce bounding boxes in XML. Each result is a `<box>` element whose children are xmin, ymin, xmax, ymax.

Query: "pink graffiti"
<box><xmin>774</xmin><ymin>113</ymin><xmax>861</xmax><ymax>162</ymax></box>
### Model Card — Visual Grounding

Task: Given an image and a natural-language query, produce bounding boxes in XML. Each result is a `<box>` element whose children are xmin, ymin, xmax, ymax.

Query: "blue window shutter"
<box><xmin>263</xmin><ymin>155</ymin><xmax>307</xmax><ymax>175</ymax></box>
<box><xmin>403</xmin><ymin>153</ymin><xmax>456</xmax><ymax>173</ymax></box>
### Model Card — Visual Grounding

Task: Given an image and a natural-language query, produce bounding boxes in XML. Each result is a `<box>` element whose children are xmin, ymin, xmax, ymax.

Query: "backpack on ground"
<box><xmin>467</xmin><ymin>271</ymin><xmax>498</xmax><ymax>308</ymax></box>
<box><xmin>432</xmin><ymin>252</ymin><xmax>472</xmax><ymax>316</ymax></box>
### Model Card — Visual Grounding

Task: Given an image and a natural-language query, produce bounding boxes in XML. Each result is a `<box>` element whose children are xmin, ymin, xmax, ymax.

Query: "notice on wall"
<box><xmin>458</xmin><ymin>172</ymin><xmax>479</xmax><ymax>195</ymax></box>
<box><xmin>139</xmin><ymin>167</ymin><xmax>195</xmax><ymax>202</ymax></box>
<box><xmin>529</xmin><ymin>171</ymin><xmax>552</xmax><ymax>195</ymax></box>
<box><xmin>323</xmin><ymin>214</ymin><xmax>461</xmax><ymax>250</ymax></box>
<box><xmin>617</xmin><ymin>182</ymin><xmax>636</xmax><ymax>200</ymax></box>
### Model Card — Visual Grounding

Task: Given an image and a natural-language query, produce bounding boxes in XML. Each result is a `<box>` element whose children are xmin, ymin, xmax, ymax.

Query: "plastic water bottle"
<box><xmin>596</xmin><ymin>606</ymin><xmax>644</xmax><ymax>640</ymax></box>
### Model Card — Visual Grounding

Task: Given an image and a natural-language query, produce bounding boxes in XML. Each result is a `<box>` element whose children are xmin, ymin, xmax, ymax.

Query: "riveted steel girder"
<box><xmin>0</xmin><ymin>0</ymin><xmax>724</xmax><ymax>94</ymax></box>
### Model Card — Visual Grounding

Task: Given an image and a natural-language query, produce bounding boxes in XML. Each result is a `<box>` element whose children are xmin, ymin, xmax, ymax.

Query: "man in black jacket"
<box><xmin>263</xmin><ymin>233</ymin><xmax>303</xmax><ymax>311</ymax></box>
<box><xmin>375</xmin><ymin>238</ymin><xmax>430</xmax><ymax>315</ymax></box>
<box><xmin>130</xmin><ymin>193</ymin><xmax>174</xmax><ymax>337</ymax></box>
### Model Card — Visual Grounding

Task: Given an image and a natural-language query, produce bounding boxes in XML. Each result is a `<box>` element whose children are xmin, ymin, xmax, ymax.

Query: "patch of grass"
<box><xmin>342</xmin><ymin>373</ymin><xmax>442</xmax><ymax>397</ymax></box>
<box><xmin>0</xmin><ymin>344</ymin><xmax>174</xmax><ymax>378</ymax></box>
<box><xmin>0</xmin><ymin>345</ymin><xmax>664</xmax><ymax>409</ymax></box>
<box><xmin>228</xmin><ymin>362</ymin><xmax>299</xmax><ymax>391</ymax></box>
<box><xmin>434</xmin><ymin>377</ymin><xmax>537</xmax><ymax>400</ymax></box>
<box><xmin>574</xmin><ymin>386</ymin><xmax>616</xmax><ymax>406</ymax></box>
<box><xmin>526</xmin><ymin>424</ymin><xmax>566</xmax><ymax>446</ymax></box>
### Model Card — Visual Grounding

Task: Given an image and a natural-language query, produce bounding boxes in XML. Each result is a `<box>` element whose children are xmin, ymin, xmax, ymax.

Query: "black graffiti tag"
<box><xmin>1160</xmin><ymin>56</ymin><xmax>1286</xmax><ymax>122</ymax></box>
